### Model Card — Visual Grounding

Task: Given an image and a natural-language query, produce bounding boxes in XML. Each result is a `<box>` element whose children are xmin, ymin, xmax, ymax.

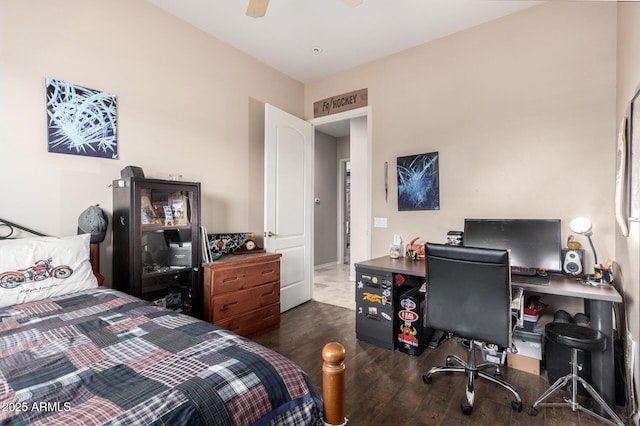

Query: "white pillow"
<box><xmin>0</xmin><ymin>234</ymin><xmax>98</xmax><ymax>308</ymax></box>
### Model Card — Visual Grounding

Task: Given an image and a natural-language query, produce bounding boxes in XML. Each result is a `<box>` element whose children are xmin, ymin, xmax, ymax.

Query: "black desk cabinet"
<box><xmin>355</xmin><ymin>258</ymin><xmax>425</xmax><ymax>350</ymax></box>
<box><xmin>355</xmin><ymin>267</ymin><xmax>397</xmax><ymax>350</ymax></box>
<box><xmin>112</xmin><ymin>177</ymin><xmax>202</xmax><ymax>318</ymax></box>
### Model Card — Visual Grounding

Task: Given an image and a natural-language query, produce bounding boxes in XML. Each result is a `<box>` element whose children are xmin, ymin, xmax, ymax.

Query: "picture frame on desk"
<box><xmin>168</xmin><ymin>192</ymin><xmax>189</xmax><ymax>226</ymax></box>
<box><xmin>628</xmin><ymin>89</ymin><xmax>640</xmax><ymax>221</ymax></box>
<box><xmin>141</xmin><ymin>194</ymin><xmax>162</xmax><ymax>226</ymax></box>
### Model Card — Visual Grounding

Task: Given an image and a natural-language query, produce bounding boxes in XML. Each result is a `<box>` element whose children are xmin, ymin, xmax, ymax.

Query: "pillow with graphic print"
<box><xmin>0</xmin><ymin>234</ymin><xmax>98</xmax><ymax>308</ymax></box>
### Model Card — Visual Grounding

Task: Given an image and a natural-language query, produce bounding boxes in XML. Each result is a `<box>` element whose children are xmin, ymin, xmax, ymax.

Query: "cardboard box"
<box><xmin>507</xmin><ymin>352</ymin><xmax>540</xmax><ymax>375</ymax></box>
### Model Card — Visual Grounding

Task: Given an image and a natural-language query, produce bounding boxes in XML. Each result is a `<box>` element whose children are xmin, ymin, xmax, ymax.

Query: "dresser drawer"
<box><xmin>216</xmin><ymin>303</ymin><xmax>280</xmax><ymax>338</ymax></box>
<box><xmin>211</xmin><ymin>260</ymin><xmax>280</xmax><ymax>294</ymax></box>
<box><xmin>212</xmin><ymin>281</ymin><xmax>280</xmax><ymax>321</ymax></box>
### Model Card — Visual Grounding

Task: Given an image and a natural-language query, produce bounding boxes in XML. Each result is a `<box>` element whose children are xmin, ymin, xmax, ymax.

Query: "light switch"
<box><xmin>374</xmin><ymin>217</ymin><xmax>387</xmax><ymax>228</ymax></box>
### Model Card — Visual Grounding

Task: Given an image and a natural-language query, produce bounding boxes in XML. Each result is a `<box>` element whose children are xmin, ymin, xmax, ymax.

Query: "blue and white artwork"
<box><xmin>397</xmin><ymin>152</ymin><xmax>440</xmax><ymax>211</ymax></box>
<box><xmin>46</xmin><ymin>78</ymin><xmax>118</xmax><ymax>159</ymax></box>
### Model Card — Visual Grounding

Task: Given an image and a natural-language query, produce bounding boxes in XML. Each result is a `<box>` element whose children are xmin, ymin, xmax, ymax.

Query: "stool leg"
<box><xmin>529</xmin><ymin>349</ymin><xmax>589</xmax><ymax>415</ymax></box>
<box><xmin>569</xmin><ymin>348</ymin><xmax>579</xmax><ymax>411</ymax></box>
<box><xmin>529</xmin><ymin>372</ymin><xmax>571</xmax><ymax>412</ymax></box>
<box><xmin>529</xmin><ymin>348</ymin><xmax>625</xmax><ymax>426</ymax></box>
<box><xmin>574</xmin><ymin>375</ymin><xmax>625</xmax><ymax>426</ymax></box>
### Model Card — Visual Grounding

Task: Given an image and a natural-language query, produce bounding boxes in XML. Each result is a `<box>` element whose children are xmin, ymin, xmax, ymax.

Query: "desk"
<box><xmin>354</xmin><ymin>256</ymin><xmax>623</xmax><ymax>412</ymax></box>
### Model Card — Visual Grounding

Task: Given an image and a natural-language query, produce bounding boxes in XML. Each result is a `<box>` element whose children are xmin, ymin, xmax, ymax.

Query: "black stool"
<box><xmin>528</xmin><ymin>322</ymin><xmax>625</xmax><ymax>426</ymax></box>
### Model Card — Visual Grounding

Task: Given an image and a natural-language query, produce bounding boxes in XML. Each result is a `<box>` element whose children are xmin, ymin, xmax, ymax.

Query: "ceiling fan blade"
<box><xmin>246</xmin><ymin>0</ymin><xmax>269</xmax><ymax>17</ymax></box>
<box><xmin>343</xmin><ymin>0</ymin><xmax>363</xmax><ymax>7</ymax></box>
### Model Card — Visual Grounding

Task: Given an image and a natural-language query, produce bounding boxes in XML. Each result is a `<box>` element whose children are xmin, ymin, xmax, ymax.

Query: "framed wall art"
<box><xmin>46</xmin><ymin>78</ymin><xmax>118</xmax><ymax>159</ymax></box>
<box><xmin>397</xmin><ymin>151</ymin><xmax>440</xmax><ymax>211</ymax></box>
<box><xmin>629</xmin><ymin>89</ymin><xmax>640</xmax><ymax>221</ymax></box>
<box><xmin>615</xmin><ymin>117</ymin><xmax>629</xmax><ymax>236</ymax></box>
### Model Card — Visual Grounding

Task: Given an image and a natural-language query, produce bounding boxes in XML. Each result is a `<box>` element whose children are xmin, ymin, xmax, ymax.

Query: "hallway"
<box><xmin>313</xmin><ymin>263</ymin><xmax>355</xmax><ymax>310</ymax></box>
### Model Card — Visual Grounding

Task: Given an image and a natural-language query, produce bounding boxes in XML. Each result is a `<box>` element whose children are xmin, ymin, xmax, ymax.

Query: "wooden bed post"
<box><xmin>322</xmin><ymin>342</ymin><xmax>346</xmax><ymax>425</ymax></box>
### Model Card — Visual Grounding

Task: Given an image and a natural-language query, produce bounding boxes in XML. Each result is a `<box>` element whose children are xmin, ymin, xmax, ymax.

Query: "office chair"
<box><xmin>422</xmin><ymin>243</ymin><xmax>523</xmax><ymax>415</ymax></box>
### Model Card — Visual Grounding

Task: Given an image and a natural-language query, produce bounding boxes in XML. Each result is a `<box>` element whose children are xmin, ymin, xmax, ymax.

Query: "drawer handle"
<box><xmin>261</xmin><ymin>291</ymin><xmax>275</xmax><ymax>297</ymax></box>
<box><xmin>222</xmin><ymin>276</ymin><xmax>240</xmax><ymax>284</ymax></box>
<box><xmin>222</xmin><ymin>301</ymin><xmax>238</xmax><ymax>311</ymax></box>
<box><xmin>261</xmin><ymin>269</ymin><xmax>275</xmax><ymax>275</ymax></box>
<box><xmin>263</xmin><ymin>312</ymin><xmax>275</xmax><ymax>319</ymax></box>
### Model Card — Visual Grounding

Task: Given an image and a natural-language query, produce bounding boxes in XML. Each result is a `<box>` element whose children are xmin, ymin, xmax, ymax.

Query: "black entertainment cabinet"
<box><xmin>112</xmin><ymin>177</ymin><xmax>201</xmax><ymax>318</ymax></box>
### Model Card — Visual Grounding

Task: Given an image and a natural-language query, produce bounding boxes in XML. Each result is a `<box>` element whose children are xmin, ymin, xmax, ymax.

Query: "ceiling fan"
<box><xmin>246</xmin><ymin>0</ymin><xmax>363</xmax><ymax>18</ymax></box>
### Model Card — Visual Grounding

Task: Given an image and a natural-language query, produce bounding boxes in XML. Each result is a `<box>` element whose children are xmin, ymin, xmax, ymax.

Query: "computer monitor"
<box><xmin>463</xmin><ymin>219</ymin><xmax>562</xmax><ymax>272</ymax></box>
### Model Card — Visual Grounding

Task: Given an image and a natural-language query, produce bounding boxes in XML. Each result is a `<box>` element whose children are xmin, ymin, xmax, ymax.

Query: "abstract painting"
<box><xmin>397</xmin><ymin>152</ymin><xmax>440</xmax><ymax>211</ymax></box>
<box><xmin>46</xmin><ymin>78</ymin><xmax>118</xmax><ymax>159</ymax></box>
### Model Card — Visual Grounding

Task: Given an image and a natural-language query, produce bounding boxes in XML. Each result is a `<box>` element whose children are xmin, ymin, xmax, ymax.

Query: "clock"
<box><xmin>233</xmin><ymin>238</ymin><xmax>265</xmax><ymax>255</ymax></box>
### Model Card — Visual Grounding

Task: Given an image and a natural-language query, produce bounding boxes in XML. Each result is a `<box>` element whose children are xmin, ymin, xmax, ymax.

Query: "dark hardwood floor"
<box><xmin>254</xmin><ymin>301</ymin><xmax>630</xmax><ymax>425</ymax></box>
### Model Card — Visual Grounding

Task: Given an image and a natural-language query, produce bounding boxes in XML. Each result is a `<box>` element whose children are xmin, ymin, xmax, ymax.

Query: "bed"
<box><xmin>0</xmin><ymin>232</ymin><xmax>324</xmax><ymax>425</ymax></box>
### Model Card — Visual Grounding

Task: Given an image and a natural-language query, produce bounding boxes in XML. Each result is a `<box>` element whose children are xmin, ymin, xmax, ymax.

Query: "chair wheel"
<box><xmin>528</xmin><ymin>406</ymin><xmax>538</xmax><ymax>416</ymax></box>
<box><xmin>461</xmin><ymin>402</ymin><xmax>473</xmax><ymax>415</ymax></box>
<box><xmin>422</xmin><ymin>374</ymin><xmax>432</xmax><ymax>384</ymax></box>
<box><xmin>494</xmin><ymin>371</ymin><xmax>503</xmax><ymax>380</ymax></box>
<box><xmin>511</xmin><ymin>400</ymin><xmax>522</xmax><ymax>412</ymax></box>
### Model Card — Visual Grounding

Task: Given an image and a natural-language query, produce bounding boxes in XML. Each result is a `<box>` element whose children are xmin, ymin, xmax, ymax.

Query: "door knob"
<box><xmin>265</xmin><ymin>231</ymin><xmax>277</xmax><ymax>238</ymax></box>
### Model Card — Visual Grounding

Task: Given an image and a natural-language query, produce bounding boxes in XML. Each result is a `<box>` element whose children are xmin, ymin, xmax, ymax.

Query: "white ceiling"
<box><xmin>147</xmin><ymin>0</ymin><xmax>542</xmax><ymax>84</ymax></box>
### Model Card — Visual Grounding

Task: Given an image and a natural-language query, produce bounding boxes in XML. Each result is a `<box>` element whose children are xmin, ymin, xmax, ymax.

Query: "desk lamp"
<box><xmin>569</xmin><ymin>217</ymin><xmax>598</xmax><ymax>267</ymax></box>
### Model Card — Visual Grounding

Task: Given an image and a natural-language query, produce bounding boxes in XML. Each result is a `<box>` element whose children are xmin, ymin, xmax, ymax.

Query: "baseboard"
<box><xmin>314</xmin><ymin>261</ymin><xmax>342</xmax><ymax>270</ymax></box>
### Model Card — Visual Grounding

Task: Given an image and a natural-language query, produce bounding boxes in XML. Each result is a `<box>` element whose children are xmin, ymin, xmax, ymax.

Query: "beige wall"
<box><xmin>2</xmin><ymin>2</ymin><xmax>636</xmax><ymax>395</ymax></box>
<box><xmin>616</xmin><ymin>3</ymin><xmax>640</xmax><ymax>418</ymax></box>
<box><xmin>0</xmin><ymin>0</ymin><xmax>303</xmax><ymax>285</ymax></box>
<box><xmin>305</xmin><ymin>2</ymin><xmax>617</xmax><ymax>270</ymax></box>
<box><xmin>306</xmin><ymin>0</ymin><xmax>640</xmax><ymax>411</ymax></box>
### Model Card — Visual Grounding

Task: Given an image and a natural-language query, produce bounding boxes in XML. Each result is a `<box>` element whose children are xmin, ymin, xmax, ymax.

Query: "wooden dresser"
<box><xmin>203</xmin><ymin>253</ymin><xmax>281</xmax><ymax>338</ymax></box>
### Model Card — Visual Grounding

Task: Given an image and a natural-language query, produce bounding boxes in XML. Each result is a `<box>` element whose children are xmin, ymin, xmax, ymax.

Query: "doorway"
<box><xmin>314</xmin><ymin>122</ymin><xmax>351</xmax><ymax>270</ymax></box>
<box><xmin>341</xmin><ymin>159</ymin><xmax>350</xmax><ymax>265</ymax></box>
<box><xmin>264</xmin><ymin>104</ymin><xmax>313</xmax><ymax>312</ymax></box>
<box><xmin>313</xmin><ymin>106</ymin><xmax>371</xmax><ymax>282</ymax></box>
<box><xmin>263</xmin><ymin>104</ymin><xmax>369</xmax><ymax>312</ymax></box>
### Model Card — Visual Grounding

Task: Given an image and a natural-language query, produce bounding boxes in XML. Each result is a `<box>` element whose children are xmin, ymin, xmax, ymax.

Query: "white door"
<box><xmin>264</xmin><ymin>104</ymin><xmax>314</xmax><ymax>312</ymax></box>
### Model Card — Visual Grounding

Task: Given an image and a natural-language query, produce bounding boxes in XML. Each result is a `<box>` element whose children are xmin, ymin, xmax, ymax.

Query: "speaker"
<box><xmin>562</xmin><ymin>249</ymin><xmax>584</xmax><ymax>275</ymax></box>
<box><xmin>120</xmin><ymin>166</ymin><xmax>145</xmax><ymax>179</ymax></box>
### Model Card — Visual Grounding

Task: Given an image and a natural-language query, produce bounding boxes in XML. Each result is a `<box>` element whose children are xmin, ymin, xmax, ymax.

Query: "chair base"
<box><xmin>528</xmin><ymin>347</ymin><xmax>625</xmax><ymax>426</ymax></box>
<box><xmin>422</xmin><ymin>339</ymin><xmax>522</xmax><ymax>415</ymax></box>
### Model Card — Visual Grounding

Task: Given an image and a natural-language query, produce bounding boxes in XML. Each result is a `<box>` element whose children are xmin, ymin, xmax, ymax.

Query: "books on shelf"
<box><xmin>200</xmin><ymin>226</ymin><xmax>213</xmax><ymax>263</ymax></box>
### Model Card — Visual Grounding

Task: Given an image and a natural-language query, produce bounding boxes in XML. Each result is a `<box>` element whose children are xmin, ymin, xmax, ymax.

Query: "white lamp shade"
<box><xmin>570</xmin><ymin>217</ymin><xmax>592</xmax><ymax>235</ymax></box>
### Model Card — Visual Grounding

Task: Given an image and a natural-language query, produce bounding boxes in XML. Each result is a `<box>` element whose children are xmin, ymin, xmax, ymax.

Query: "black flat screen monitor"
<box><xmin>463</xmin><ymin>219</ymin><xmax>562</xmax><ymax>272</ymax></box>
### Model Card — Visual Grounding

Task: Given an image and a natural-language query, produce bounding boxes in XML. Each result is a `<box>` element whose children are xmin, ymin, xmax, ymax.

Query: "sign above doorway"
<box><xmin>313</xmin><ymin>88</ymin><xmax>368</xmax><ymax>118</ymax></box>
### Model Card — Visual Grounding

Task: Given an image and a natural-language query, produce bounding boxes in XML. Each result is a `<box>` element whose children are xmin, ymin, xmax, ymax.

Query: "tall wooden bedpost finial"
<box><xmin>322</xmin><ymin>342</ymin><xmax>346</xmax><ymax>425</ymax></box>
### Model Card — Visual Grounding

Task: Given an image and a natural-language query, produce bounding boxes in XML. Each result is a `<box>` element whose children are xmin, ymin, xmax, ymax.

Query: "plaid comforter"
<box><xmin>0</xmin><ymin>288</ymin><xmax>322</xmax><ymax>425</ymax></box>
